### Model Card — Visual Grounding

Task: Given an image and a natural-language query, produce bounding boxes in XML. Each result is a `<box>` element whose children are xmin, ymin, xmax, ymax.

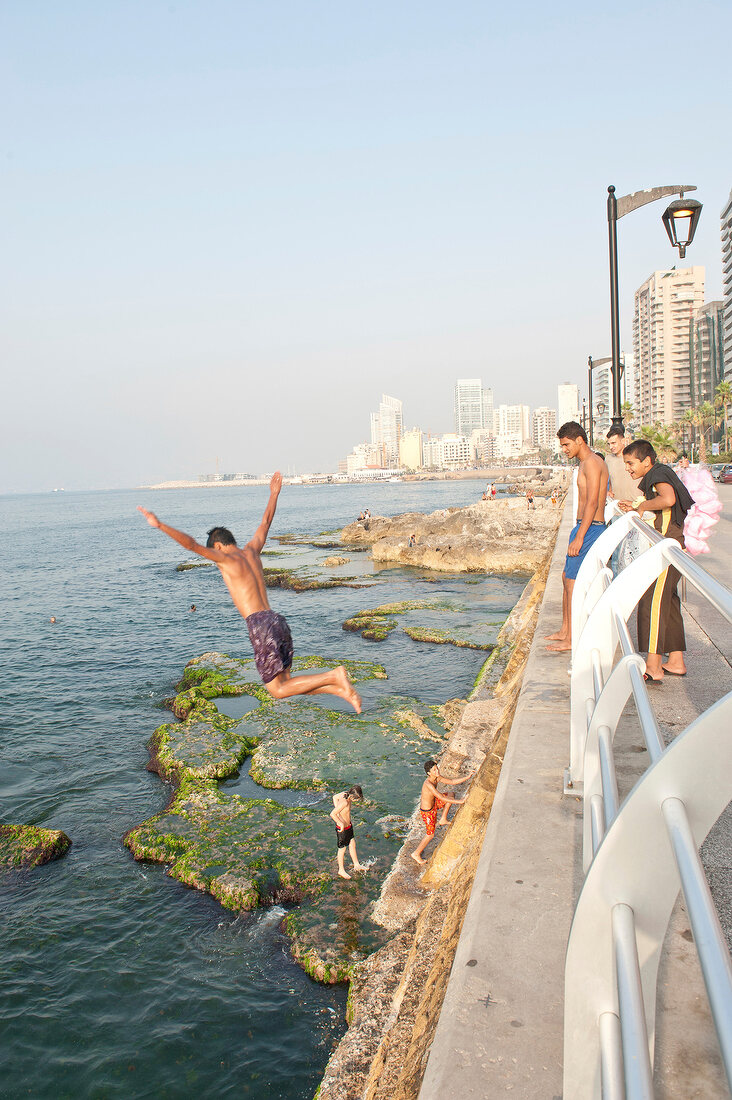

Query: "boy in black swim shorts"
<box><xmin>138</xmin><ymin>473</ymin><xmax>362</xmax><ymax>711</ymax></box>
<box><xmin>330</xmin><ymin>786</ymin><xmax>365</xmax><ymax>879</ymax></box>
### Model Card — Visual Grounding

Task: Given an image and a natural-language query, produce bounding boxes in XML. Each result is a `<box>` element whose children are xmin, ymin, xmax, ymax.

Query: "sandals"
<box><xmin>643</xmin><ymin>672</ymin><xmax>662</xmax><ymax>685</ymax></box>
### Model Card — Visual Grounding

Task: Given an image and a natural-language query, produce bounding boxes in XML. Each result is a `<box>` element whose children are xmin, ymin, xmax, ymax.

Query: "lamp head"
<box><xmin>662</xmin><ymin>196</ymin><xmax>702</xmax><ymax>258</ymax></box>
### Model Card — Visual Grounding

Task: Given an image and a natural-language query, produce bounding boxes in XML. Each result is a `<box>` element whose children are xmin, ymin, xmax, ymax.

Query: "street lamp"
<box><xmin>662</xmin><ymin>196</ymin><xmax>703</xmax><ymax>258</ymax></box>
<box><xmin>606</xmin><ymin>184</ymin><xmax>702</xmax><ymax>434</ymax></box>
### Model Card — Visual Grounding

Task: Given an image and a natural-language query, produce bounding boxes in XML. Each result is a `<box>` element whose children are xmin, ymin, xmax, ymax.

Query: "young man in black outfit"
<box><xmin>617</xmin><ymin>440</ymin><xmax>694</xmax><ymax>683</ymax></box>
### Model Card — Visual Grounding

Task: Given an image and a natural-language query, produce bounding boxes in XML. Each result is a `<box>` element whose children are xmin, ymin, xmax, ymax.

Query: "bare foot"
<box><xmin>662</xmin><ymin>664</ymin><xmax>687</xmax><ymax>676</ymax></box>
<box><xmin>544</xmin><ymin>631</ymin><xmax>567</xmax><ymax>641</ymax></box>
<box><xmin>546</xmin><ymin>641</ymin><xmax>572</xmax><ymax>652</ymax></box>
<box><xmin>438</xmin><ymin>819</ymin><xmax>452</xmax><ymax>827</ymax></box>
<box><xmin>335</xmin><ymin>666</ymin><xmax>362</xmax><ymax>713</ymax></box>
<box><xmin>352</xmin><ymin>864</ymin><xmax>366</xmax><ymax>872</ymax></box>
<box><xmin>411</xmin><ymin>852</ymin><xmax>426</xmax><ymax>866</ymax></box>
<box><xmin>338</xmin><ymin>869</ymin><xmax>352</xmax><ymax>879</ymax></box>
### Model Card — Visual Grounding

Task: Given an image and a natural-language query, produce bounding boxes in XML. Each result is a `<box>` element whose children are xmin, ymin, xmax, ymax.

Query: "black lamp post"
<box><xmin>606</xmin><ymin>184</ymin><xmax>702</xmax><ymax>434</ymax></box>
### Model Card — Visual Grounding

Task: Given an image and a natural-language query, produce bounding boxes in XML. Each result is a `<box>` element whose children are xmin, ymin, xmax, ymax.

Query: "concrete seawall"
<box><xmin>420</xmin><ymin>488</ymin><xmax>732</xmax><ymax>1098</ymax></box>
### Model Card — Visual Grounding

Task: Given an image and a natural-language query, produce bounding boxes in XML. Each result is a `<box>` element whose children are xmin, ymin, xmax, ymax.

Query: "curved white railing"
<box><xmin>563</xmin><ymin>508</ymin><xmax>732</xmax><ymax>1098</ymax></box>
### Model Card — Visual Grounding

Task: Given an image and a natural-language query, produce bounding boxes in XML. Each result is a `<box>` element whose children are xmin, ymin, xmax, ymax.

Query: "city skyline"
<box><xmin>2</xmin><ymin>3</ymin><xmax>730</xmax><ymax>492</ymax></box>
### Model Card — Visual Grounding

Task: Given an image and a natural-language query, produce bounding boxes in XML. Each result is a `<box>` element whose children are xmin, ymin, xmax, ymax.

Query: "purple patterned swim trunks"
<box><xmin>246</xmin><ymin>610</ymin><xmax>294</xmax><ymax>683</ymax></box>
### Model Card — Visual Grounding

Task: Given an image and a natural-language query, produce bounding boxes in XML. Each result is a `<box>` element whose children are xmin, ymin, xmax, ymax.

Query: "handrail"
<box><xmin>563</xmin><ymin>502</ymin><xmax>732</xmax><ymax>1098</ymax></box>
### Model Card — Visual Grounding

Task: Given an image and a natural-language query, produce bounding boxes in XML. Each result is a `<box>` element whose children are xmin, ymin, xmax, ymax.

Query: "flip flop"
<box><xmin>662</xmin><ymin>667</ymin><xmax>686</xmax><ymax>676</ymax></box>
<box><xmin>643</xmin><ymin>673</ymin><xmax>662</xmax><ymax>685</ymax></box>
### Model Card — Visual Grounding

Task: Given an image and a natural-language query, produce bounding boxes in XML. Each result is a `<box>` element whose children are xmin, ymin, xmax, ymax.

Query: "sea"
<box><xmin>0</xmin><ymin>480</ymin><xmax>526</xmax><ymax>1100</ymax></box>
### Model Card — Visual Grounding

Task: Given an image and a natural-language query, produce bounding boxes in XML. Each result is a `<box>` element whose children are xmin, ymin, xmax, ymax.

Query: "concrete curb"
<box><xmin>419</xmin><ymin>497</ymin><xmax>578</xmax><ymax>1099</ymax></box>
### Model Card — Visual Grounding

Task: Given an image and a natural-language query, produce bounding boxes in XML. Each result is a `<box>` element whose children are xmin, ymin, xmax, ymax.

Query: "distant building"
<box><xmin>370</xmin><ymin>394</ymin><xmax>403</xmax><ymax>467</ymax></box>
<box><xmin>469</xmin><ymin>428</ymin><xmax>495</xmax><ymax>464</ymax></box>
<box><xmin>454</xmin><ymin>379</ymin><xmax>484</xmax><ymax>437</ymax></box>
<box><xmin>557</xmin><ymin>383</ymin><xmax>580</xmax><ymax>428</ymax></box>
<box><xmin>346</xmin><ymin>442</ymin><xmax>384</xmax><ymax>475</ymax></box>
<box><xmin>454</xmin><ymin>378</ymin><xmax>494</xmax><ymax>438</ymax></box>
<box><xmin>441</xmin><ymin>434</ymin><xmax>471</xmax><ymax>469</ymax></box>
<box><xmin>633</xmin><ymin>266</ymin><xmax>705</xmax><ymax>424</ymax></box>
<box><xmin>689</xmin><ymin>301</ymin><xmax>725</xmax><ymax>406</ymax></box>
<box><xmin>494</xmin><ymin>404</ymin><xmax>530</xmax><ymax>458</ymax></box>
<box><xmin>722</xmin><ymin>189</ymin><xmax>732</xmax><ymax>384</ymax></box>
<box><xmin>422</xmin><ymin>436</ymin><xmax>443</xmax><ymax>468</ymax></box>
<box><xmin>399</xmin><ymin>428</ymin><xmax>423</xmax><ymax>471</ymax></box>
<box><xmin>531</xmin><ymin>407</ymin><xmax>557</xmax><ymax>450</ymax></box>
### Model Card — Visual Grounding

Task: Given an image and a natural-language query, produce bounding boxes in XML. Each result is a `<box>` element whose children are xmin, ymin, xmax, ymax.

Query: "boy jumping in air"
<box><xmin>138</xmin><ymin>472</ymin><xmax>362</xmax><ymax>712</ymax></box>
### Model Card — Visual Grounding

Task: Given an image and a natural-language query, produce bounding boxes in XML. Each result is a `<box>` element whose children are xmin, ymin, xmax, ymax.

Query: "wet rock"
<box><xmin>0</xmin><ymin>824</ymin><xmax>72</xmax><ymax>869</ymax></box>
<box><xmin>322</xmin><ymin>556</ymin><xmax>351</xmax><ymax>567</ymax></box>
<box><xmin>125</xmin><ymin>652</ymin><xmax>446</xmax><ymax>984</ymax></box>
<box><xmin>341</xmin><ymin>497</ymin><xmax>564</xmax><ymax>575</ymax></box>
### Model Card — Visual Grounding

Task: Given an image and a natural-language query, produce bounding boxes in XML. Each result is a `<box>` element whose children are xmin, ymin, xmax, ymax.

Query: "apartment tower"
<box><xmin>633</xmin><ymin>267</ymin><xmax>705</xmax><ymax>425</ymax></box>
<box><xmin>722</xmin><ymin>189</ymin><xmax>732</xmax><ymax>384</ymax></box>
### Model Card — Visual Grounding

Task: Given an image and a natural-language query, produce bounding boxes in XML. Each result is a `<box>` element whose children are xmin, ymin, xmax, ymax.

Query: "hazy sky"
<box><xmin>2</xmin><ymin>0</ymin><xmax>730</xmax><ymax>491</ymax></box>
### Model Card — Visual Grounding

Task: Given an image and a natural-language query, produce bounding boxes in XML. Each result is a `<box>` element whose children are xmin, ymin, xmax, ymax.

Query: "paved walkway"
<box><xmin>420</xmin><ymin>487</ymin><xmax>731</xmax><ymax>1099</ymax></box>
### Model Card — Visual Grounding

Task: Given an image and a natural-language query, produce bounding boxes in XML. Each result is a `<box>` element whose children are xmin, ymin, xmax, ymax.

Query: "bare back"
<box><xmin>216</xmin><ymin>543</ymin><xmax>271</xmax><ymax>619</ymax></box>
<box><xmin>577</xmin><ymin>451</ymin><xmax>608</xmax><ymax>522</ymax></box>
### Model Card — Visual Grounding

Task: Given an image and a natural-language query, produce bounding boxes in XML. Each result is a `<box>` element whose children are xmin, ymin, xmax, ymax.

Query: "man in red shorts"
<box><xmin>412</xmin><ymin>759</ymin><xmax>474</xmax><ymax>866</ymax></box>
<box><xmin>138</xmin><ymin>472</ymin><xmax>361</xmax><ymax>711</ymax></box>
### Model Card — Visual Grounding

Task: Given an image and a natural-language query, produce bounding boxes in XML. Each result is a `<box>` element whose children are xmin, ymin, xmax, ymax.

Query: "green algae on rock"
<box><xmin>401</xmin><ymin>626</ymin><xmax>495</xmax><ymax>651</ymax></box>
<box><xmin>263</xmin><ymin>566</ymin><xmax>370</xmax><ymax>591</ymax></box>
<box><xmin>0</xmin><ymin>824</ymin><xmax>71</xmax><ymax>869</ymax></box>
<box><xmin>126</xmin><ymin>652</ymin><xmax>445</xmax><ymax>984</ymax></box>
<box><xmin>175</xmin><ymin>560</ymin><xmax>213</xmax><ymax>572</ymax></box>
<box><xmin>342</xmin><ymin>599</ymin><xmax>456</xmax><ymax>642</ymax></box>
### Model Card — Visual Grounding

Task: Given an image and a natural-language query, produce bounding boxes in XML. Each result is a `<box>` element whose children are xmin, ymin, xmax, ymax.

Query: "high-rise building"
<box><xmin>399</xmin><ymin>428</ymin><xmax>423</xmax><ymax>471</ymax></box>
<box><xmin>633</xmin><ymin>267</ymin><xmax>705</xmax><ymax>425</ymax></box>
<box><xmin>721</xmin><ymin>189</ymin><xmax>732</xmax><ymax>384</ymax></box>
<box><xmin>557</xmin><ymin>383</ymin><xmax>580</xmax><ymax>428</ymax></box>
<box><xmin>591</xmin><ymin>363</ymin><xmax>612</xmax><ymax>438</ymax></box>
<box><xmin>689</xmin><ymin>301</ymin><xmax>725</xmax><ymax>406</ymax></box>
<box><xmin>370</xmin><ymin>394</ymin><xmax>403</xmax><ymax>467</ymax></box>
<box><xmin>621</xmin><ymin>352</ymin><xmax>639</xmax><ymax>424</ymax></box>
<box><xmin>454</xmin><ymin>379</ymin><xmax>483</xmax><ymax>437</ymax></box>
<box><xmin>531</xmin><ymin>407</ymin><xmax>557</xmax><ymax>450</ymax></box>
<box><xmin>454</xmin><ymin>379</ymin><xmax>494</xmax><ymax>438</ymax></box>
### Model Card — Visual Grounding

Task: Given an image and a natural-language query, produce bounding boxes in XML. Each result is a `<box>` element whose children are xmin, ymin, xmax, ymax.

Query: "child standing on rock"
<box><xmin>330</xmin><ymin>786</ymin><xmax>366</xmax><ymax>878</ymax></box>
<box><xmin>412</xmin><ymin>759</ymin><xmax>474</xmax><ymax>866</ymax></box>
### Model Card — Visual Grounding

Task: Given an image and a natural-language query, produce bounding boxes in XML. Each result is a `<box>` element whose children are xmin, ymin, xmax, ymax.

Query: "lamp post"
<box><xmin>606</xmin><ymin>184</ymin><xmax>702</xmax><ymax>434</ymax></box>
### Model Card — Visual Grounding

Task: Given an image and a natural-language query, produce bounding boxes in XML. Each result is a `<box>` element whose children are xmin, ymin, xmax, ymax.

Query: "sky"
<box><xmin>2</xmin><ymin>0</ymin><xmax>731</xmax><ymax>491</ymax></box>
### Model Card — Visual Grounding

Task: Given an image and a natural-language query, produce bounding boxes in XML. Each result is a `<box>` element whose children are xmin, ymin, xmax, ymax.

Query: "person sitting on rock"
<box><xmin>330</xmin><ymin>786</ymin><xmax>366</xmax><ymax>879</ymax></box>
<box><xmin>138</xmin><ymin>473</ymin><xmax>361</xmax><ymax>712</ymax></box>
<box><xmin>412</xmin><ymin>759</ymin><xmax>473</xmax><ymax>866</ymax></box>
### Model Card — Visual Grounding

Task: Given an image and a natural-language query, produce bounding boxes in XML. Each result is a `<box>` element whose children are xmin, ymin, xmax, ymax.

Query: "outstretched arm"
<box><xmin>137</xmin><ymin>506</ymin><xmax>226</xmax><ymax>561</ymax></box>
<box><xmin>437</xmin><ymin>770</ymin><xmax>476</xmax><ymax>786</ymax></box>
<box><xmin>249</xmin><ymin>472</ymin><xmax>282</xmax><ymax>553</ymax></box>
<box><xmin>424</xmin><ymin>779</ymin><xmax>466</xmax><ymax>807</ymax></box>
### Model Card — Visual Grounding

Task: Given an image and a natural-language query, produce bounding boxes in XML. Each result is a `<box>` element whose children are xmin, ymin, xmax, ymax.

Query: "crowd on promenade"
<box><xmin>546</xmin><ymin>420</ymin><xmax>722</xmax><ymax>686</ymax></box>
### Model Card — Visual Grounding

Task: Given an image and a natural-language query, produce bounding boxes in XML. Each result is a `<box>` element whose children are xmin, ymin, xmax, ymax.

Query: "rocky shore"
<box><xmin>341</xmin><ymin>492</ymin><xmax>565</xmax><ymax>574</ymax></box>
<box><xmin>315</xmin><ymin>552</ymin><xmax>556</xmax><ymax>1099</ymax></box>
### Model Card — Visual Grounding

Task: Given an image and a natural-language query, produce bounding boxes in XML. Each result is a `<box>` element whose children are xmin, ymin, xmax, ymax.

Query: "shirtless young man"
<box><xmin>138</xmin><ymin>472</ymin><xmax>361</xmax><ymax>711</ymax></box>
<box><xmin>330</xmin><ymin>786</ymin><xmax>365</xmax><ymax>879</ymax></box>
<box><xmin>546</xmin><ymin>422</ymin><xmax>608</xmax><ymax>653</ymax></box>
<box><xmin>412</xmin><ymin>759</ymin><xmax>472</xmax><ymax>866</ymax></box>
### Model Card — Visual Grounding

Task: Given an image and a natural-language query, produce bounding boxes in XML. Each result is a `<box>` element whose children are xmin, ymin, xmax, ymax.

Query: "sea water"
<box><xmin>0</xmin><ymin>482</ymin><xmax>525</xmax><ymax>1098</ymax></box>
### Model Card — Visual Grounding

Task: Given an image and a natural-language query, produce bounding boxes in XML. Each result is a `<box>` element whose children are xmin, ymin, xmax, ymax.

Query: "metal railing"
<box><xmin>563</xmin><ymin>508</ymin><xmax>732</xmax><ymax>1098</ymax></box>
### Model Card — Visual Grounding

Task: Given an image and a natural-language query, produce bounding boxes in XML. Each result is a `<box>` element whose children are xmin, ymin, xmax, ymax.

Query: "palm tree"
<box><xmin>715</xmin><ymin>381</ymin><xmax>732</xmax><ymax>453</ymax></box>
<box><xmin>685</xmin><ymin>401</ymin><xmax>716</xmax><ymax>463</ymax></box>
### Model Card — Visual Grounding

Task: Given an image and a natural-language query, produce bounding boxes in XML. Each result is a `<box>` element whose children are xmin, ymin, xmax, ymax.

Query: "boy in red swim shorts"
<box><xmin>138</xmin><ymin>472</ymin><xmax>361</xmax><ymax>712</ymax></box>
<box><xmin>412</xmin><ymin>759</ymin><xmax>474</xmax><ymax>866</ymax></box>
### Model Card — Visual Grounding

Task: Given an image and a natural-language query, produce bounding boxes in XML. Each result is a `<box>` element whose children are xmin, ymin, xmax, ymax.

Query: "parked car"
<box><xmin>710</xmin><ymin>463</ymin><xmax>726</xmax><ymax>481</ymax></box>
<box><xmin>720</xmin><ymin>465</ymin><xmax>732</xmax><ymax>485</ymax></box>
